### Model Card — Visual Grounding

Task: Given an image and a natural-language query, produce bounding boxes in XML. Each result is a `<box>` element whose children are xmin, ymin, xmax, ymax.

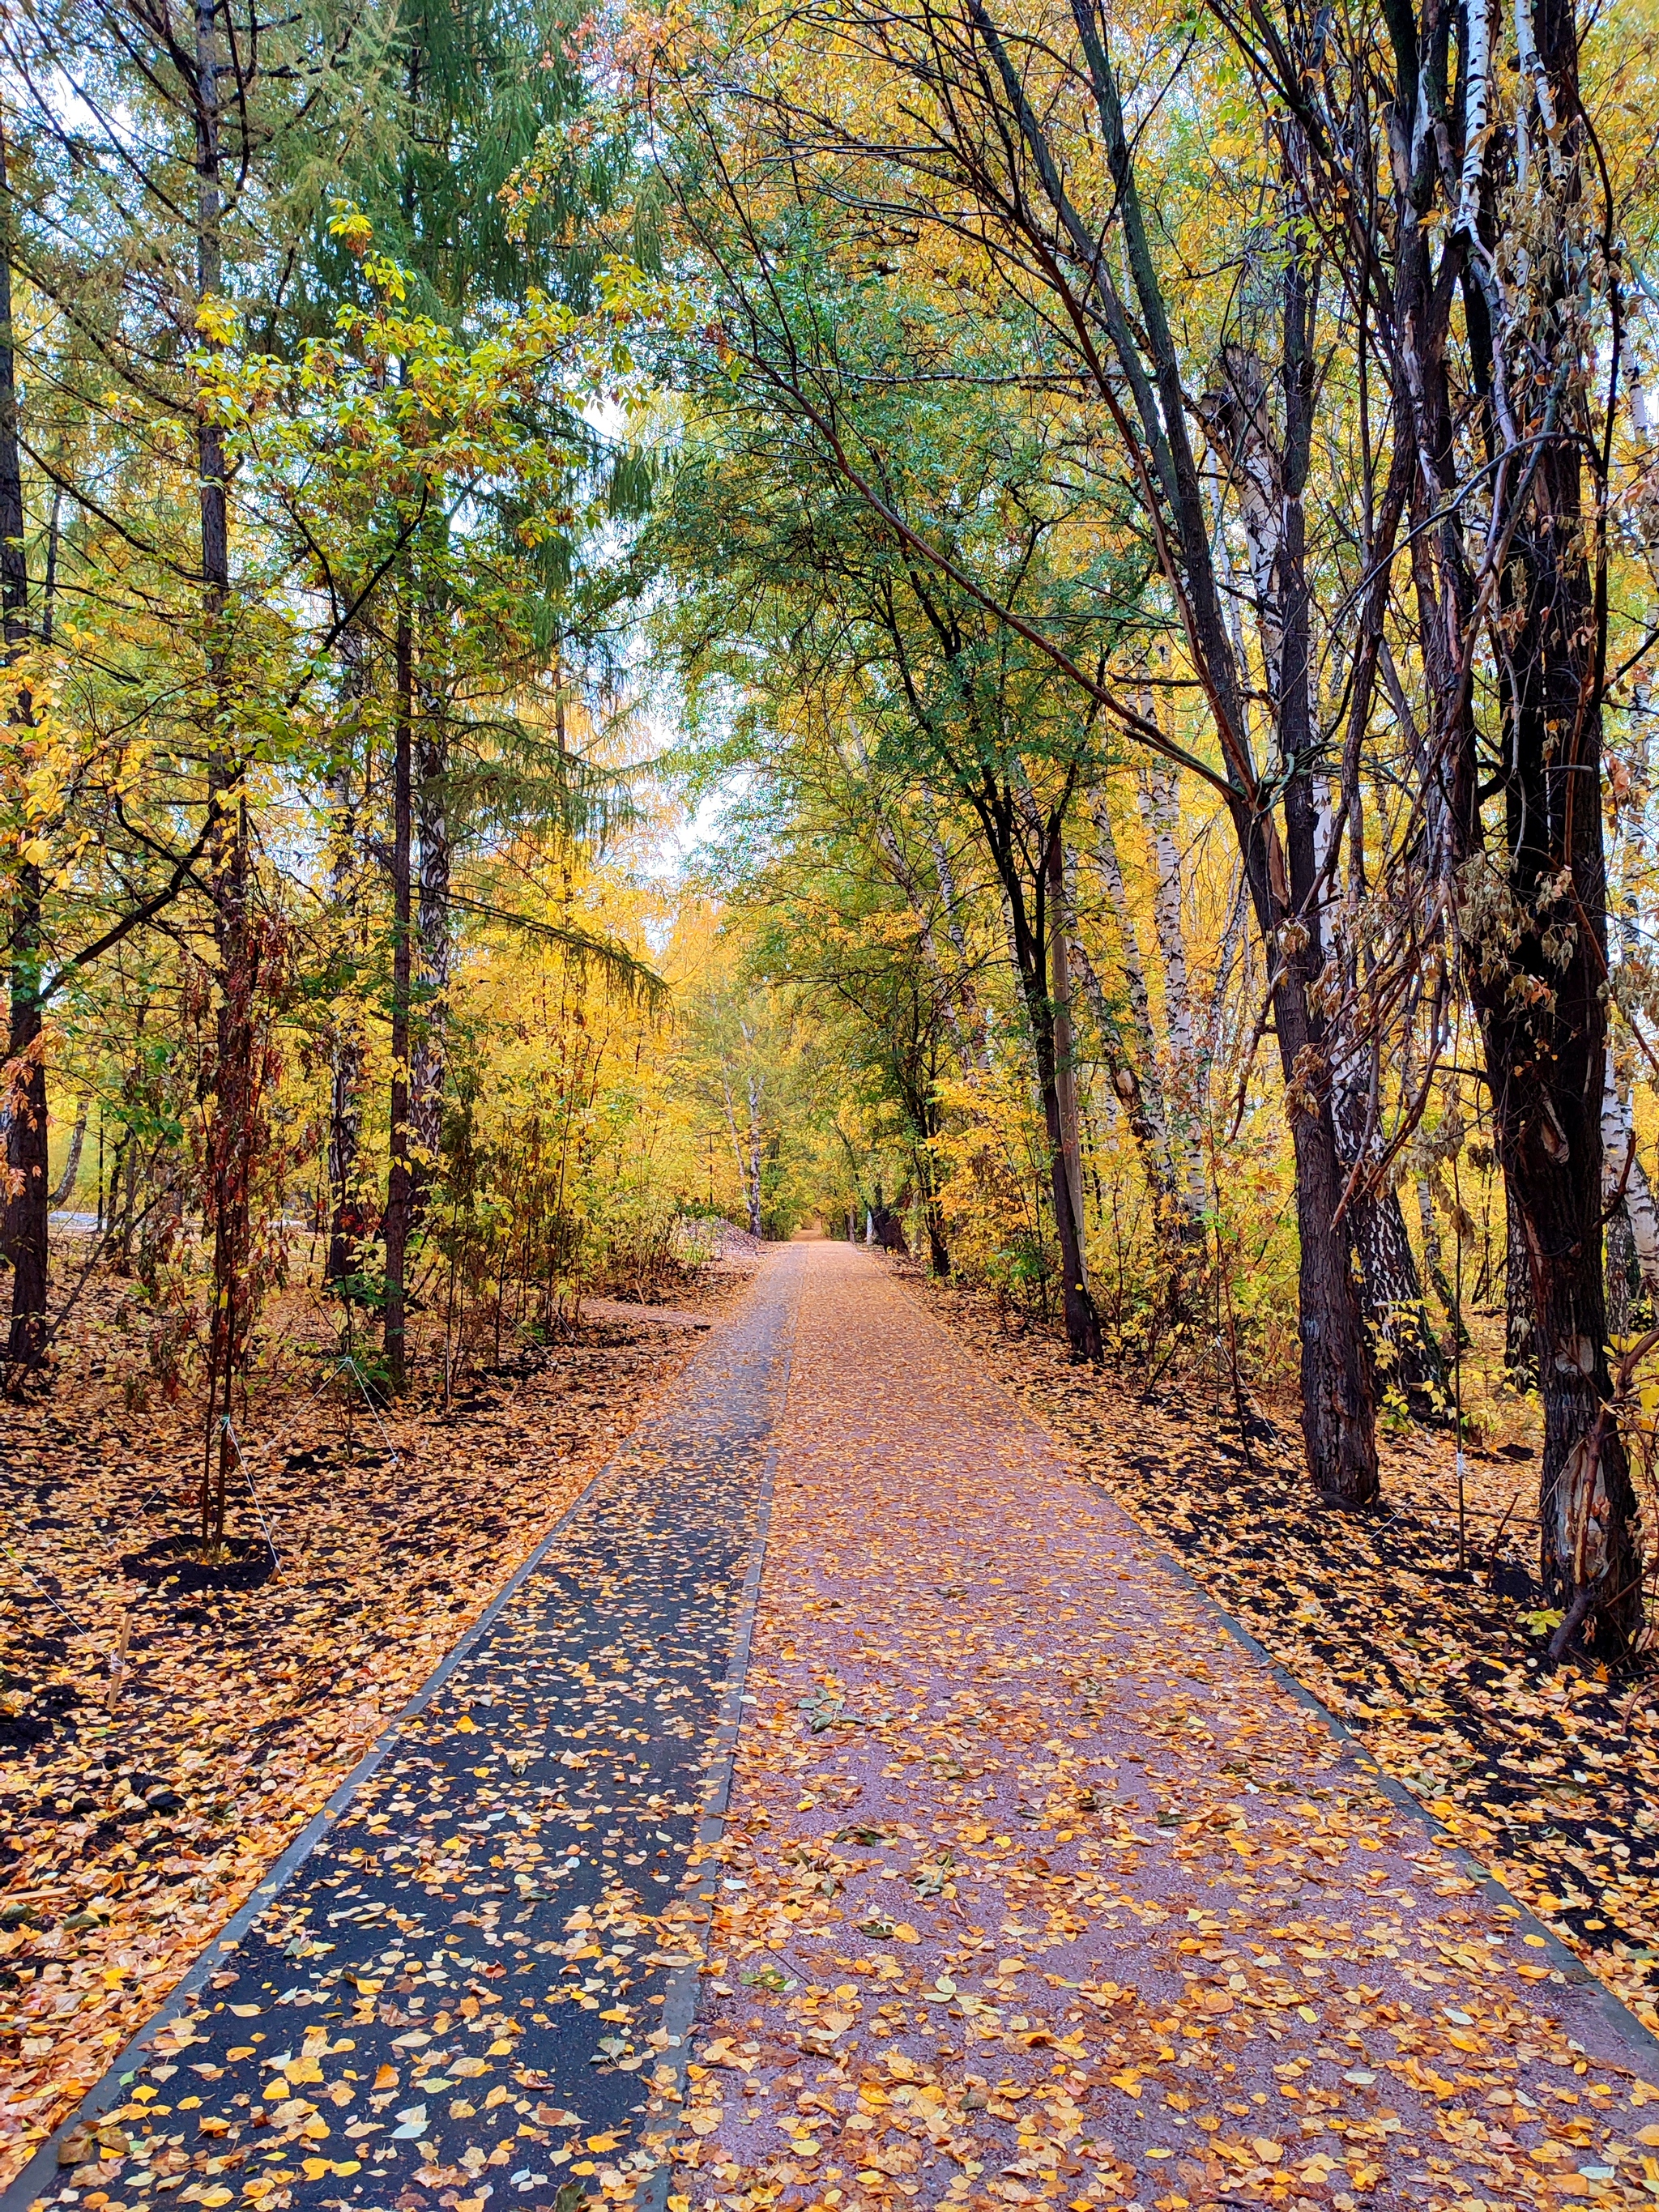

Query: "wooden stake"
<box><xmin>107</xmin><ymin>1608</ymin><xmax>132</xmax><ymax>1711</ymax></box>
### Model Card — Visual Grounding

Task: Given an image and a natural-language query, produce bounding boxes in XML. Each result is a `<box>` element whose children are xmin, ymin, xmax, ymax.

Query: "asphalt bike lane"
<box><xmin>7</xmin><ymin>1250</ymin><xmax>803</xmax><ymax>2212</ymax></box>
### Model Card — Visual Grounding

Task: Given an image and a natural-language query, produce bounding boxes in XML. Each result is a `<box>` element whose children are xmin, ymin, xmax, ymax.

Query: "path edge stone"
<box><xmin>2</xmin><ymin>1271</ymin><xmax>782</xmax><ymax>2212</ymax></box>
<box><xmin>894</xmin><ymin>1267</ymin><xmax>1659</xmax><ymax>2082</ymax></box>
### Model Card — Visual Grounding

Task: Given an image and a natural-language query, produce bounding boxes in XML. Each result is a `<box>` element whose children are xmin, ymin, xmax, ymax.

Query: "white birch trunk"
<box><xmin>1051</xmin><ymin>841</ymin><xmax>1087</xmax><ymax>1288</ymax></box>
<box><xmin>1089</xmin><ymin>789</ymin><xmax>1163</xmax><ymax>1119</ymax></box>
<box><xmin>49</xmin><ymin>1097</ymin><xmax>88</xmax><ymax>1210</ymax></box>
<box><xmin>1132</xmin><ymin>735</ymin><xmax>1207</xmax><ymax>1221</ymax></box>
<box><xmin>746</xmin><ymin>1073</ymin><xmax>765</xmax><ymax>1240</ymax></box>
<box><xmin>1601</xmin><ymin>1056</ymin><xmax>1659</xmax><ymax>1294</ymax></box>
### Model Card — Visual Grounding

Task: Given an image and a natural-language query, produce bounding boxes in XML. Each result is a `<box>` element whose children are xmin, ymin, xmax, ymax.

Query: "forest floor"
<box><xmin>0</xmin><ymin>1235</ymin><xmax>754</xmax><ymax>2188</ymax></box>
<box><xmin>919</xmin><ymin>1271</ymin><xmax>1659</xmax><ymax>2044</ymax></box>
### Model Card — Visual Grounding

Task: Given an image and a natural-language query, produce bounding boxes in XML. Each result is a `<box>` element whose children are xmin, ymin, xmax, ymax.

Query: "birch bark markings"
<box><xmin>1132</xmin><ymin>746</ymin><xmax>1209</xmax><ymax>1226</ymax></box>
<box><xmin>1087</xmin><ymin>785</ymin><xmax>1196</xmax><ymax>1226</ymax></box>
<box><xmin>1047</xmin><ymin>834</ymin><xmax>1087</xmax><ymax>1290</ymax></box>
<box><xmin>1601</xmin><ymin>1059</ymin><xmax>1659</xmax><ymax>1299</ymax></box>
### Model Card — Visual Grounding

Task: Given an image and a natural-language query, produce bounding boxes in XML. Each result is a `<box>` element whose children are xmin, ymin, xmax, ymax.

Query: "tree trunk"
<box><xmin>1012</xmin><ymin>826</ymin><xmax>1100</xmax><ymax>1360</ymax></box>
<box><xmin>1417</xmin><ymin>1174</ymin><xmax>1472</xmax><ymax>1348</ymax></box>
<box><xmin>325</xmin><ymin>721</ymin><xmax>365</xmax><ymax>1285</ymax></box>
<box><xmin>1368</xmin><ymin>0</ymin><xmax>1644</xmax><ymax>1650</ymax></box>
<box><xmin>1047</xmin><ymin>833</ymin><xmax>1087</xmax><ymax>1289</ymax></box>
<box><xmin>0</xmin><ymin>116</ymin><xmax>47</xmax><ymax>1373</ymax></box>
<box><xmin>325</xmin><ymin>632</ymin><xmax>369</xmax><ymax>1284</ymax></box>
<box><xmin>1134</xmin><ymin>739</ymin><xmax>1209</xmax><ymax>1222</ymax></box>
<box><xmin>1333</xmin><ymin>1076</ymin><xmax>1446</xmax><ymax>1410</ymax></box>
<box><xmin>919</xmin><ymin>778</ymin><xmax>987</xmax><ymax>1071</ymax></box>
<box><xmin>1606</xmin><ymin>1204</ymin><xmax>1636</xmax><ymax>1343</ymax></box>
<box><xmin>745</xmin><ymin>1073</ymin><xmax>763</xmax><ymax>1238</ymax></box>
<box><xmin>1505</xmin><ymin>1180</ymin><xmax>1536</xmax><ymax>1377</ymax></box>
<box><xmin>1067</xmin><ymin>927</ymin><xmax>1180</xmax><ymax>1220</ymax></box>
<box><xmin>1200</xmin><ymin>266</ymin><xmax>1379</xmax><ymax>1504</ymax></box>
<box><xmin>49</xmin><ymin>1098</ymin><xmax>87</xmax><ymax>1210</ymax></box>
<box><xmin>1089</xmin><ymin>788</ymin><xmax>1175</xmax><ymax>1172</ymax></box>
<box><xmin>382</xmin><ymin>602</ymin><xmax>415</xmax><ymax>1393</ymax></box>
<box><xmin>1219</xmin><ymin>300</ymin><xmax>1375</xmax><ymax>1500</ymax></box>
<box><xmin>193</xmin><ymin>0</ymin><xmax>256</xmax><ymax>1552</ymax></box>
<box><xmin>412</xmin><ymin>697</ymin><xmax>450</xmax><ymax>1209</ymax></box>
<box><xmin>1264</xmin><ymin>931</ymin><xmax>1378</xmax><ymax>1502</ymax></box>
<box><xmin>918</xmin><ymin>1149</ymin><xmax>950</xmax><ymax>1276</ymax></box>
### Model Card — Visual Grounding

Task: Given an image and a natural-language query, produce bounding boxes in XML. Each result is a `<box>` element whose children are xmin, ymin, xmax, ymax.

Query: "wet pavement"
<box><xmin>11</xmin><ymin>1252</ymin><xmax>801</xmax><ymax>2212</ymax></box>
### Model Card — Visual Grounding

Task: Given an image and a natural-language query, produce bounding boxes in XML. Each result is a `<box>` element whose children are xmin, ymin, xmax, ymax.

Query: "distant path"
<box><xmin>674</xmin><ymin>1242</ymin><xmax>1658</xmax><ymax>2211</ymax></box>
<box><xmin>7</xmin><ymin>1250</ymin><xmax>804</xmax><ymax>2212</ymax></box>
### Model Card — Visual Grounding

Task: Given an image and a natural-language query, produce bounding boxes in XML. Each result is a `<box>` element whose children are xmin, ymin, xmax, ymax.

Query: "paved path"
<box><xmin>18</xmin><ymin>1242</ymin><xmax>1659</xmax><ymax>2212</ymax></box>
<box><xmin>671</xmin><ymin>1245</ymin><xmax>1658</xmax><ymax>2212</ymax></box>
<box><xmin>10</xmin><ymin>1252</ymin><xmax>801</xmax><ymax>2212</ymax></box>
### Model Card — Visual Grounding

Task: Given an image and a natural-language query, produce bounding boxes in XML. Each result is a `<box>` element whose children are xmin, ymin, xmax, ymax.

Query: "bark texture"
<box><xmin>0</xmin><ymin>117</ymin><xmax>47</xmax><ymax>1370</ymax></box>
<box><xmin>382</xmin><ymin>605</ymin><xmax>416</xmax><ymax>1394</ymax></box>
<box><xmin>412</xmin><ymin>698</ymin><xmax>450</xmax><ymax>1206</ymax></box>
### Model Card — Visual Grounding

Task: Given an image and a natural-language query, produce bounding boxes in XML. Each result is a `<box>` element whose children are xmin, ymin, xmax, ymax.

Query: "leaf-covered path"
<box><xmin>670</xmin><ymin>1244</ymin><xmax>1659</xmax><ymax>2212</ymax></box>
<box><xmin>6</xmin><ymin>1253</ymin><xmax>800</xmax><ymax>2212</ymax></box>
<box><xmin>16</xmin><ymin>1240</ymin><xmax>1659</xmax><ymax>2212</ymax></box>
